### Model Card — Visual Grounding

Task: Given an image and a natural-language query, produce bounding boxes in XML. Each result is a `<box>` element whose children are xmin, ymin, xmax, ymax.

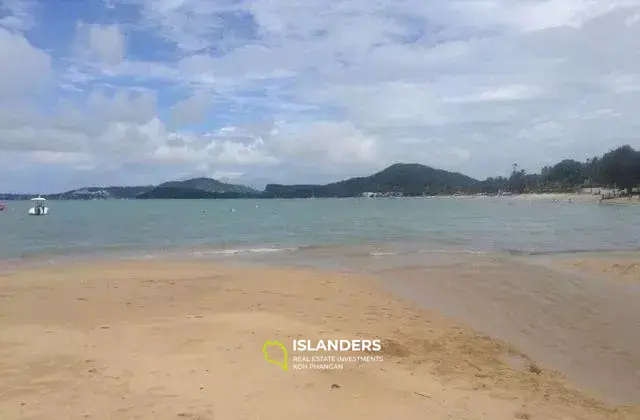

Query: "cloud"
<box><xmin>0</xmin><ymin>27</ymin><xmax>52</xmax><ymax>98</ymax></box>
<box><xmin>75</xmin><ymin>23</ymin><xmax>126</xmax><ymax>65</ymax></box>
<box><xmin>2</xmin><ymin>0</ymin><xmax>640</xmax><ymax>192</ymax></box>
<box><xmin>0</xmin><ymin>0</ymin><xmax>36</xmax><ymax>32</ymax></box>
<box><xmin>268</xmin><ymin>121</ymin><xmax>378</xmax><ymax>165</ymax></box>
<box><xmin>86</xmin><ymin>89</ymin><xmax>157</xmax><ymax>124</ymax></box>
<box><xmin>169</xmin><ymin>91</ymin><xmax>214</xmax><ymax>127</ymax></box>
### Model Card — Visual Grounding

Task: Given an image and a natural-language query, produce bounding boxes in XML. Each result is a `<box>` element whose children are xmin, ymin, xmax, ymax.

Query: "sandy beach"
<box><xmin>510</xmin><ymin>193</ymin><xmax>598</xmax><ymax>203</ymax></box>
<box><xmin>508</xmin><ymin>193</ymin><xmax>640</xmax><ymax>205</ymax></box>
<box><xmin>555</xmin><ymin>255</ymin><xmax>640</xmax><ymax>284</ymax></box>
<box><xmin>446</xmin><ymin>192</ymin><xmax>640</xmax><ymax>204</ymax></box>
<box><xmin>1</xmin><ymin>259</ymin><xmax>638</xmax><ymax>420</ymax></box>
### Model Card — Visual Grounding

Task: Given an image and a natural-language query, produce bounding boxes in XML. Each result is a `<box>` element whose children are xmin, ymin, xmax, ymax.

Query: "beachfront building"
<box><xmin>581</xmin><ymin>187</ymin><xmax>602</xmax><ymax>195</ymax></box>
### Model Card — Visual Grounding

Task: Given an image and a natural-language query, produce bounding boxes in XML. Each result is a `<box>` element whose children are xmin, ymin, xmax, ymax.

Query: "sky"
<box><xmin>1</xmin><ymin>0</ymin><xmax>640</xmax><ymax>193</ymax></box>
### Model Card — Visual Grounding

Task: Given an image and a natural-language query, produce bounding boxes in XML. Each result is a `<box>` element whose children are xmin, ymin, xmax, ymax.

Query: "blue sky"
<box><xmin>1</xmin><ymin>0</ymin><xmax>640</xmax><ymax>192</ymax></box>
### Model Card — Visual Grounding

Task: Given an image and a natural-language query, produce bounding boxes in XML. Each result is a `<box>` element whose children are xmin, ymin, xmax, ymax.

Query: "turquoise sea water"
<box><xmin>1</xmin><ymin>197</ymin><xmax>638</xmax><ymax>262</ymax></box>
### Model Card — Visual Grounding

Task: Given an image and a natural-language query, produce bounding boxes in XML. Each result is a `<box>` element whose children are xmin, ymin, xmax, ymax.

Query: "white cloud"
<box><xmin>86</xmin><ymin>89</ymin><xmax>157</xmax><ymax>123</ymax></box>
<box><xmin>448</xmin><ymin>0</ymin><xmax>624</xmax><ymax>33</ymax></box>
<box><xmin>0</xmin><ymin>28</ymin><xmax>52</xmax><ymax>98</ymax></box>
<box><xmin>0</xmin><ymin>0</ymin><xmax>36</xmax><ymax>32</ymax></box>
<box><xmin>169</xmin><ymin>92</ymin><xmax>214</xmax><ymax>127</ymax></box>
<box><xmin>268</xmin><ymin>121</ymin><xmax>379</xmax><ymax>165</ymax></box>
<box><xmin>3</xmin><ymin>0</ymin><xmax>640</xmax><ymax>191</ymax></box>
<box><xmin>75</xmin><ymin>23</ymin><xmax>126</xmax><ymax>65</ymax></box>
<box><xmin>446</xmin><ymin>85</ymin><xmax>546</xmax><ymax>103</ymax></box>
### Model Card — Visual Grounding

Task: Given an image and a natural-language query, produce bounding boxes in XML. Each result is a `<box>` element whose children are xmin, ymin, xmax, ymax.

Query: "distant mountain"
<box><xmin>0</xmin><ymin>177</ymin><xmax>257</xmax><ymax>200</ymax></box>
<box><xmin>0</xmin><ymin>186</ymin><xmax>154</xmax><ymax>200</ymax></box>
<box><xmin>156</xmin><ymin>177</ymin><xmax>259</xmax><ymax>194</ymax></box>
<box><xmin>0</xmin><ymin>193</ymin><xmax>30</xmax><ymax>200</ymax></box>
<box><xmin>50</xmin><ymin>186</ymin><xmax>154</xmax><ymax>200</ymax></box>
<box><xmin>263</xmin><ymin>163</ymin><xmax>479</xmax><ymax>198</ymax></box>
<box><xmin>136</xmin><ymin>177</ymin><xmax>260</xmax><ymax>199</ymax></box>
<box><xmin>137</xmin><ymin>186</ymin><xmax>258</xmax><ymax>199</ymax></box>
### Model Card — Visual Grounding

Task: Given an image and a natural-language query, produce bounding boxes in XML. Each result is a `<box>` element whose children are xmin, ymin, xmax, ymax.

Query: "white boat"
<box><xmin>28</xmin><ymin>196</ymin><xmax>49</xmax><ymax>215</ymax></box>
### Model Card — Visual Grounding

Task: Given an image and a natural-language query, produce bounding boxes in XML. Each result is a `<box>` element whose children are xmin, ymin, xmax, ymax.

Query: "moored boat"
<box><xmin>28</xmin><ymin>197</ymin><xmax>49</xmax><ymax>215</ymax></box>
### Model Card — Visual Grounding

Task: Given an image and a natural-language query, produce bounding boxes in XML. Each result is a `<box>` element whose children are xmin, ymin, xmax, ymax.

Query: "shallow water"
<box><xmin>1</xmin><ymin>197</ymin><xmax>639</xmax><ymax>261</ymax></box>
<box><xmin>370</xmin><ymin>253</ymin><xmax>640</xmax><ymax>405</ymax></box>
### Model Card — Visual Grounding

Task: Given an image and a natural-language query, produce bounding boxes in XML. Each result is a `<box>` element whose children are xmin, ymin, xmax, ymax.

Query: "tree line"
<box><xmin>473</xmin><ymin>145</ymin><xmax>640</xmax><ymax>195</ymax></box>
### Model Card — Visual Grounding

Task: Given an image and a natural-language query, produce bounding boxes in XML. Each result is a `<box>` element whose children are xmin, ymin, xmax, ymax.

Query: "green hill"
<box><xmin>0</xmin><ymin>177</ymin><xmax>257</xmax><ymax>200</ymax></box>
<box><xmin>263</xmin><ymin>163</ymin><xmax>478</xmax><ymax>198</ymax></box>
<box><xmin>1</xmin><ymin>186</ymin><xmax>154</xmax><ymax>200</ymax></box>
<box><xmin>156</xmin><ymin>177</ymin><xmax>258</xmax><ymax>194</ymax></box>
<box><xmin>51</xmin><ymin>186</ymin><xmax>154</xmax><ymax>200</ymax></box>
<box><xmin>137</xmin><ymin>186</ymin><xmax>258</xmax><ymax>199</ymax></box>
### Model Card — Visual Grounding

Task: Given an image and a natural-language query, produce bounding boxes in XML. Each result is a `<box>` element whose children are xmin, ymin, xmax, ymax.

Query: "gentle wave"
<box><xmin>504</xmin><ymin>247</ymin><xmax>640</xmax><ymax>256</ymax></box>
<box><xmin>370</xmin><ymin>249</ymin><xmax>489</xmax><ymax>257</ymax></box>
<box><xmin>191</xmin><ymin>247</ymin><xmax>299</xmax><ymax>256</ymax></box>
<box><xmin>416</xmin><ymin>249</ymin><xmax>490</xmax><ymax>255</ymax></box>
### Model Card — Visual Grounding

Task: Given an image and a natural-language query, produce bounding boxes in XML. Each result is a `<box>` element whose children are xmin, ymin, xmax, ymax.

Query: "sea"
<box><xmin>1</xmin><ymin>196</ymin><xmax>639</xmax><ymax>404</ymax></box>
<box><xmin>1</xmin><ymin>196</ymin><xmax>639</xmax><ymax>264</ymax></box>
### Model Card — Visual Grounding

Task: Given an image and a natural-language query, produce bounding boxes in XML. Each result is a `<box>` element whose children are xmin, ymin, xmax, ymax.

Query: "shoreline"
<box><xmin>1</xmin><ymin>258</ymin><xmax>638</xmax><ymax>419</ymax></box>
<box><xmin>3</xmin><ymin>240</ymin><xmax>640</xmax><ymax>272</ymax></box>
<box><xmin>511</xmin><ymin>193</ymin><xmax>640</xmax><ymax>205</ymax></box>
<box><xmin>372</xmin><ymin>251</ymin><xmax>640</xmax><ymax>404</ymax></box>
<box><xmin>439</xmin><ymin>192</ymin><xmax>640</xmax><ymax>204</ymax></box>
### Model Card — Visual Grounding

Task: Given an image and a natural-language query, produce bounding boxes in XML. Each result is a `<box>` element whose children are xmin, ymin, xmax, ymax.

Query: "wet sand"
<box><xmin>1</xmin><ymin>259</ymin><xmax>637</xmax><ymax>419</ymax></box>
<box><xmin>554</xmin><ymin>254</ymin><xmax>640</xmax><ymax>284</ymax></box>
<box><xmin>373</xmin><ymin>253</ymin><xmax>640</xmax><ymax>405</ymax></box>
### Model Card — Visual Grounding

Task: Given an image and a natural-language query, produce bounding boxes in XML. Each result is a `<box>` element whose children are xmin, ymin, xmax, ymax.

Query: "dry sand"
<box><xmin>1</xmin><ymin>260</ymin><xmax>638</xmax><ymax>419</ymax></box>
<box><xmin>508</xmin><ymin>193</ymin><xmax>604</xmax><ymax>203</ymax></box>
<box><xmin>512</xmin><ymin>193</ymin><xmax>640</xmax><ymax>205</ymax></box>
<box><xmin>433</xmin><ymin>193</ymin><xmax>639</xmax><ymax>204</ymax></box>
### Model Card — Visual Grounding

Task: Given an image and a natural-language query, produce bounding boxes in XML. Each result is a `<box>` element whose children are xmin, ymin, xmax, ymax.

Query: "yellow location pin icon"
<box><xmin>263</xmin><ymin>340</ymin><xmax>288</xmax><ymax>371</ymax></box>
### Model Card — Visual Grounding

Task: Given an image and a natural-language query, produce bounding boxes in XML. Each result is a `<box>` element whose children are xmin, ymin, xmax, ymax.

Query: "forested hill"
<box><xmin>155</xmin><ymin>177</ymin><xmax>259</xmax><ymax>194</ymax></box>
<box><xmin>263</xmin><ymin>145</ymin><xmax>640</xmax><ymax>197</ymax></box>
<box><xmin>0</xmin><ymin>177</ymin><xmax>257</xmax><ymax>200</ymax></box>
<box><xmin>263</xmin><ymin>163</ymin><xmax>478</xmax><ymax>198</ymax></box>
<box><xmin>136</xmin><ymin>187</ymin><xmax>257</xmax><ymax>199</ymax></box>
